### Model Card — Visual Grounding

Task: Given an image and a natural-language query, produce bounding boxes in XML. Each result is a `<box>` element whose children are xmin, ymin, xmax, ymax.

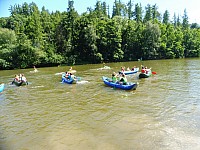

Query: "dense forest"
<box><xmin>0</xmin><ymin>0</ymin><xmax>199</xmax><ymax>69</ymax></box>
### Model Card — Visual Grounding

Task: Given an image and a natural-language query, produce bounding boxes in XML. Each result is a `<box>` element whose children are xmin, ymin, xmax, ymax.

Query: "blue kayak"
<box><xmin>102</xmin><ymin>76</ymin><xmax>138</xmax><ymax>90</ymax></box>
<box><xmin>0</xmin><ymin>83</ymin><xmax>5</xmax><ymax>92</ymax></box>
<box><xmin>61</xmin><ymin>74</ymin><xmax>77</xmax><ymax>84</ymax></box>
<box><xmin>119</xmin><ymin>68</ymin><xmax>139</xmax><ymax>75</ymax></box>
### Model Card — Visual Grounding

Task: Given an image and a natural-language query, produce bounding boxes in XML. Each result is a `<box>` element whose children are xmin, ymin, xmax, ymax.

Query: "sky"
<box><xmin>0</xmin><ymin>0</ymin><xmax>200</xmax><ymax>24</ymax></box>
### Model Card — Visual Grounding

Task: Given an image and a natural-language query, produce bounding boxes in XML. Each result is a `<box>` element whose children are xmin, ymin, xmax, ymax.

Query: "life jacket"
<box><xmin>141</xmin><ymin>69</ymin><xmax>145</xmax><ymax>73</ymax></box>
<box><xmin>120</xmin><ymin>77</ymin><xmax>127</xmax><ymax>85</ymax></box>
<box><xmin>112</xmin><ymin>76</ymin><xmax>117</xmax><ymax>82</ymax></box>
<box><xmin>123</xmin><ymin>77</ymin><xmax>127</xmax><ymax>84</ymax></box>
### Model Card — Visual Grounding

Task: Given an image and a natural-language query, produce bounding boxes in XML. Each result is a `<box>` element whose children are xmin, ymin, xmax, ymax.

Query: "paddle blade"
<box><xmin>76</xmin><ymin>77</ymin><xmax>81</xmax><ymax>81</ymax></box>
<box><xmin>152</xmin><ymin>71</ymin><xmax>157</xmax><ymax>74</ymax></box>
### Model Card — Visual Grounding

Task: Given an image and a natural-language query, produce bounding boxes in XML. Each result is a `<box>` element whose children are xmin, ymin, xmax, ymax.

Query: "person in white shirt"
<box><xmin>21</xmin><ymin>74</ymin><xmax>27</xmax><ymax>82</ymax></box>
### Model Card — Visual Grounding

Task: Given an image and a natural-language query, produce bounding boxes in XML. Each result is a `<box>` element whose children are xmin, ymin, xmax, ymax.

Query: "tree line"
<box><xmin>0</xmin><ymin>0</ymin><xmax>199</xmax><ymax>69</ymax></box>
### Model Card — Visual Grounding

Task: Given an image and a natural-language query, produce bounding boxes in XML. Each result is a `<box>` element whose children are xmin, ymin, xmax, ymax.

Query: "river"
<box><xmin>0</xmin><ymin>58</ymin><xmax>200</xmax><ymax>150</ymax></box>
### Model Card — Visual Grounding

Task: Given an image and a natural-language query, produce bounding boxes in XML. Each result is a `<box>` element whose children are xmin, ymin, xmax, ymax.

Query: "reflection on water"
<box><xmin>0</xmin><ymin>58</ymin><xmax>200</xmax><ymax>150</ymax></box>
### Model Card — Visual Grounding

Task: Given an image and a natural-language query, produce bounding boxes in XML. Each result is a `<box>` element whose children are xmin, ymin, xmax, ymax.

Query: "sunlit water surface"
<box><xmin>0</xmin><ymin>58</ymin><xmax>200</xmax><ymax>150</ymax></box>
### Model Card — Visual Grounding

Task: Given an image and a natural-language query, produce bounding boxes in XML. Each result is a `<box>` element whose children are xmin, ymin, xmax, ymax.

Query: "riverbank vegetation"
<box><xmin>0</xmin><ymin>0</ymin><xmax>199</xmax><ymax>69</ymax></box>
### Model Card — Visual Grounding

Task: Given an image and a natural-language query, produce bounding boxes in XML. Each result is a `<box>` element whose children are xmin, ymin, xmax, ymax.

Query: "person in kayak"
<box><xmin>141</xmin><ymin>66</ymin><xmax>146</xmax><ymax>73</ymax></box>
<box><xmin>65</xmin><ymin>72</ymin><xmax>70</xmax><ymax>79</ymax></box>
<box><xmin>131</xmin><ymin>66</ymin><xmax>137</xmax><ymax>71</ymax></box>
<box><xmin>119</xmin><ymin>73</ymin><xmax>127</xmax><ymax>85</ymax></box>
<box><xmin>121</xmin><ymin>66</ymin><xmax>125</xmax><ymax>72</ymax></box>
<box><xmin>111</xmin><ymin>72</ymin><xmax>118</xmax><ymax>83</ymax></box>
<box><xmin>21</xmin><ymin>74</ymin><xmax>27</xmax><ymax>82</ymax></box>
<box><xmin>144</xmin><ymin>66</ymin><xmax>151</xmax><ymax>74</ymax></box>
<box><xmin>33</xmin><ymin>66</ymin><xmax>38</xmax><ymax>72</ymax></box>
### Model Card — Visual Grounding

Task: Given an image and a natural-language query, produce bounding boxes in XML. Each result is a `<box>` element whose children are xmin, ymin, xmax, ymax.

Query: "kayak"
<box><xmin>68</xmin><ymin>70</ymin><xmax>76</xmax><ymax>73</ymax></box>
<box><xmin>102</xmin><ymin>76</ymin><xmax>138</xmax><ymax>90</ymax></box>
<box><xmin>61</xmin><ymin>73</ymin><xmax>77</xmax><ymax>84</ymax></box>
<box><xmin>139</xmin><ymin>70</ymin><xmax>152</xmax><ymax>78</ymax></box>
<box><xmin>0</xmin><ymin>83</ymin><xmax>5</xmax><ymax>92</ymax></box>
<box><xmin>30</xmin><ymin>69</ymin><xmax>38</xmax><ymax>73</ymax></box>
<box><xmin>119</xmin><ymin>68</ymin><xmax>139</xmax><ymax>75</ymax></box>
<box><xmin>12</xmin><ymin>80</ymin><xmax>28</xmax><ymax>86</ymax></box>
<box><xmin>97</xmin><ymin>66</ymin><xmax>111</xmax><ymax>70</ymax></box>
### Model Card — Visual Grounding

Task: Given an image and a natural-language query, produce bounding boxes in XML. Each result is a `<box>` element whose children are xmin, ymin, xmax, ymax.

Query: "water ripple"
<box><xmin>1</xmin><ymin>59</ymin><xmax>200</xmax><ymax>149</ymax></box>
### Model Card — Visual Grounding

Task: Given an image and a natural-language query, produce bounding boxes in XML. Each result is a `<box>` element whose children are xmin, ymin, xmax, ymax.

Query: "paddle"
<box><xmin>75</xmin><ymin>76</ymin><xmax>81</xmax><ymax>81</ymax></box>
<box><xmin>152</xmin><ymin>71</ymin><xmax>157</xmax><ymax>74</ymax></box>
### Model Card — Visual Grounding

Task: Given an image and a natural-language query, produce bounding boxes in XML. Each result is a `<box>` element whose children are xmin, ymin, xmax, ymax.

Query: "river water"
<box><xmin>0</xmin><ymin>58</ymin><xmax>200</xmax><ymax>150</ymax></box>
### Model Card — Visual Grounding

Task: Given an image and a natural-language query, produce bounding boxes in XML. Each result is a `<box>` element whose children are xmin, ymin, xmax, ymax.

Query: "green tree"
<box><xmin>160</xmin><ymin>24</ymin><xmax>176</xmax><ymax>58</ymax></box>
<box><xmin>177</xmin><ymin>15</ymin><xmax>181</xmax><ymax>27</ymax></box>
<box><xmin>173</xmin><ymin>13</ymin><xmax>177</xmax><ymax>27</ymax></box>
<box><xmin>162</xmin><ymin>10</ymin><xmax>170</xmax><ymax>24</ymax></box>
<box><xmin>72</xmin><ymin>14</ymin><xmax>98</xmax><ymax>63</ymax></box>
<box><xmin>190</xmin><ymin>23</ymin><xmax>199</xmax><ymax>29</ymax></box>
<box><xmin>152</xmin><ymin>4</ymin><xmax>161</xmax><ymax>22</ymax></box>
<box><xmin>102</xmin><ymin>2</ymin><xmax>108</xmax><ymax>16</ymax></box>
<box><xmin>11</xmin><ymin>34</ymin><xmax>43</xmax><ymax>68</ymax></box>
<box><xmin>106</xmin><ymin>16</ymin><xmax>124</xmax><ymax>61</ymax></box>
<box><xmin>133</xmin><ymin>3</ymin><xmax>142</xmax><ymax>22</ymax></box>
<box><xmin>127</xmin><ymin>0</ymin><xmax>133</xmax><ymax>20</ymax></box>
<box><xmin>143</xmin><ymin>4</ymin><xmax>152</xmax><ymax>22</ymax></box>
<box><xmin>55</xmin><ymin>1</ymin><xmax>78</xmax><ymax>64</ymax></box>
<box><xmin>182</xmin><ymin>9</ymin><xmax>189</xmax><ymax>29</ymax></box>
<box><xmin>0</xmin><ymin>28</ymin><xmax>17</xmax><ymax>69</ymax></box>
<box><xmin>1</xmin><ymin>0</ymin><xmax>200</xmax><ymax>70</ymax></box>
<box><xmin>112</xmin><ymin>0</ymin><xmax>126</xmax><ymax>17</ymax></box>
<box><xmin>96</xmin><ymin>18</ymin><xmax>109</xmax><ymax>62</ymax></box>
<box><xmin>0</xmin><ymin>17</ymin><xmax>8</xmax><ymax>28</ymax></box>
<box><xmin>173</xmin><ymin>28</ymin><xmax>184</xmax><ymax>58</ymax></box>
<box><xmin>141</xmin><ymin>21</ymin><xmax>161</xmax><ymax>59</ymax></box>
<box><xmin>25</xmin><ymin>2</ymin><xmax>43</xmax><ymax>48</ymax></box>
<box><xmin>183</xmin><ymin>29</ymin><xmax>200</xmax><ymax>57</ymax></box>
<box><xmin>121</xmin><ymin>19</ymin><xmax>139</xmax><ymax>60</ymax></box>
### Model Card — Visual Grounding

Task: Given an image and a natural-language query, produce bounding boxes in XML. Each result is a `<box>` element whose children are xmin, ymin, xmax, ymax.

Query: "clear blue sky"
<box><xmin>0</xmin><ymin>0</ymin><xmax>199</xmax><ymax>24</ymax></box>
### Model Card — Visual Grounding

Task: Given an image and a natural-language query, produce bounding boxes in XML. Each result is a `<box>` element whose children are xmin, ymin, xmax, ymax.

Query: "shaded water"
<box><xmin>0</xmin><ymin>58</ymin><xmax>200</xmax><ymax>150</ymax></box>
